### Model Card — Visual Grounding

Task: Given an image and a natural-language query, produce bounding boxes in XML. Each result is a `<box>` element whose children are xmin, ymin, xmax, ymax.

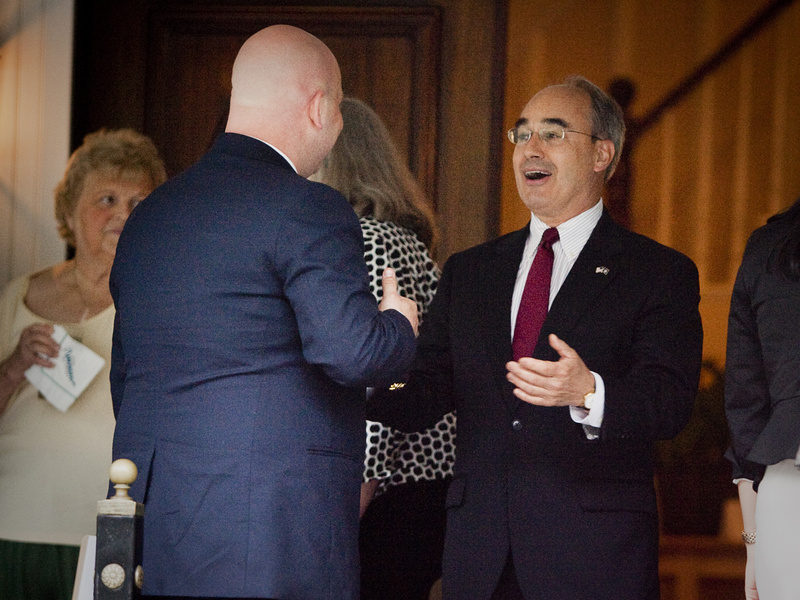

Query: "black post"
<box><xmin>94</xmin><ymin>459</ymin><xmax>145</xmax><ymax>600</ymax></box>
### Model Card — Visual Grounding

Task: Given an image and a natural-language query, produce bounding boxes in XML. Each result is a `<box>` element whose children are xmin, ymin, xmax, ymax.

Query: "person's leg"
<box><xmin>490</xmin><ymin>553</ymin><xmax>527</xmax><ymax>600</ymax></box>
<box><xmin>754</xmin><ymin>459</ymin><xmax>800</xmax><ymax>600</ymax></box>
<box><xmin>143</xmin><ymin>597</ymin><xmax>281</xmax><ymax>600</ymax></box>
<box><xmin>360</xmin><ymin>478</ymin><xmax>450</xmax><ymax>600</ymax></box>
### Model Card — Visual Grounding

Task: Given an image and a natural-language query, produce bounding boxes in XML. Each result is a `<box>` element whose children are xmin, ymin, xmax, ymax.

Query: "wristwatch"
<box><xmin>581</xmin><ymin>388</ymin><xmax>596</xmax><ymax>410</ymax></box>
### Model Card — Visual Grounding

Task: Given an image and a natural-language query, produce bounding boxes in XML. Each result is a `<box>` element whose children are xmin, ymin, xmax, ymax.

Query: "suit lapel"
<box><xmin>536</xmin><ymin>210</ymin><xmax>625</xmax><ymax>357</ymax></box>
<box><xmin>474</xmin><ymin>214</ymin><xmax>628</xmax><ymax>412</ymax></box>
<box><xmin>509</xmin><ymin>211</ymin><xmax>627</xmax><ymax>411</ymax></box>
<box><xmin>477</xmin><ymin>227</ymin><xmax>529</xmax><ymax>407</ymax></box>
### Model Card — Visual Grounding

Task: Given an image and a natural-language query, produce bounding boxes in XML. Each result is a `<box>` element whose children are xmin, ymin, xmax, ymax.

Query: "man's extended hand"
<box><xmin>505</xmin><ymin>334</ymin><xmax>594</xmax><ymax>407</ymax></box>
<box><xmin>378</xmin><ymin>268</ymin><xmax>418</xmax><ymax>336</ymax></box>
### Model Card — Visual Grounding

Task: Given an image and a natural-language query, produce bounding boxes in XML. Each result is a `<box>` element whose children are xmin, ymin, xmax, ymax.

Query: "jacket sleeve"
<box><xmin>275</xmin><ymin>185</ymin><xmax>416</xmax><ymax>388</ymax></box>
<box><xmin>598</xmin><ymin>250</ymin><xmax>704</xmax><ymax>443</ymax></box>
<box><xmin>724</xmin><ymin>240</ymin><xmax>770</xmax><ymax>482</ymax></box>
<box><xmin>366</xmin><ymin>255</ymin><xmax>456</xmax><ymax>432</ymax></box>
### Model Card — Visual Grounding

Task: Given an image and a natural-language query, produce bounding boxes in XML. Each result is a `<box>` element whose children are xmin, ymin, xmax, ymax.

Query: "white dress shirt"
<box><xmin>510</xmin><ymin>200</ymin><xmax>605</xmax><ymax>438</ymax></box>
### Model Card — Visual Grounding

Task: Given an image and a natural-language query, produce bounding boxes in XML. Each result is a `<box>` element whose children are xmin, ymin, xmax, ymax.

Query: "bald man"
<box><xmin>109</xmin><ymin>25</ymin><xmax>418</xmax><ymax>600</ymax></box>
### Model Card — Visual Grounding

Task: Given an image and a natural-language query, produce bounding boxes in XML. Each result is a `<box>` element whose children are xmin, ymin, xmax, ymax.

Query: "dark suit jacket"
<box><xmin>109</xmin><ymin>133</ymin><xmax>416</xmax><ymax>599</ymax></box>
<box><xmin>368</xmin><ymin>210</ymin><xmax>703</xmax><ymax>600</ymax></box>
<box><xmin>725</xmin><ymin>210</ymin><xmax>800</xmax><ymax>486</ymax></box>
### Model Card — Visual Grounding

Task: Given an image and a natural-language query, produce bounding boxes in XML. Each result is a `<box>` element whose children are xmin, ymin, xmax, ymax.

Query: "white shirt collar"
<box><xmin>526</xmin><ymin>199</ymin><xmax>604</xmax><ymax>261</ymax></box>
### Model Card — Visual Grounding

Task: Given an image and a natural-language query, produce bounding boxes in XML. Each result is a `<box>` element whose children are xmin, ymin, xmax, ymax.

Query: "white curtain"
<box><xmin>0</xmin><ymin>0</ymin><xmax>73</xmax><ymax>288</ymax></box>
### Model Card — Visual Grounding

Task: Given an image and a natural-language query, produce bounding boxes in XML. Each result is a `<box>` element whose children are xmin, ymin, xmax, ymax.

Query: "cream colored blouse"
<box><xmin>0</xmin><ymin>275</ymin><xmax>116</xmax><ymax>546</ymax></box>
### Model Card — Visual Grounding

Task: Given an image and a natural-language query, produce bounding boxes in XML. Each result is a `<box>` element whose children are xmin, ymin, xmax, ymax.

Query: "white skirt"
<box><xmin>755</xmin><ymin>458</ymin><xmax>800</xmax><ymax>599</ymax></box>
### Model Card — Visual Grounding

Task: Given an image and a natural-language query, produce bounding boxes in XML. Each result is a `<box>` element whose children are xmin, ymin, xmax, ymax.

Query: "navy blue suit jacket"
<box><xmin>368</xmin><ymin>211</ymin><xmax>703</xmax><ymax>600</ymax></box>
<box><xmin>109</xmin><ymin>133</ymin><xmax>416</xmax><ymax>599</ymax></box>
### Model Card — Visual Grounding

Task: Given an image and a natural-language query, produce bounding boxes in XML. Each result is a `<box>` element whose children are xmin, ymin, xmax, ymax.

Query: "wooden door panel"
<box><xmin>72</xmin><ymin>0</ymin><xmax>507</xmax><ymax>260</ymax></box>
<box><xmin>145</xmin><ymin>6</ymin><xmax>441</xmax><ymax>203</ymax></box>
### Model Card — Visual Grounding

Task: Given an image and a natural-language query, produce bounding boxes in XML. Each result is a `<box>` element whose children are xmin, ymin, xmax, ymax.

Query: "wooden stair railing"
<box><xmin>604</xmin><ymin>0</ymin><xmax>798</xmax><ymax>228</ymax></box>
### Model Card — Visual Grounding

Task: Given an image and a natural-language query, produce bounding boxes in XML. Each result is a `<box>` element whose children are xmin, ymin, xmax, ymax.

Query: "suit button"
<box><xmin>511</xmin><ymin>419</ymin><xmax>522</xmax><ymax>431</ymax></box>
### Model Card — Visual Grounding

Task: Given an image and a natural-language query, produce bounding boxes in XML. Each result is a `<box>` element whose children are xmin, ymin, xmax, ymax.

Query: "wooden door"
<box><xmin>72</xmin><ymin>0</ymin><xmax>508</xmax><ymax>260</ymax></box>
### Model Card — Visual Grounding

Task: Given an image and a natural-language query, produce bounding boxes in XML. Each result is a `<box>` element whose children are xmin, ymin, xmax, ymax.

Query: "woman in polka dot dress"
<box><xmin>311</xmin><ymin>97</ymin><xmax>455</xmax><ymax>600</ymax></box>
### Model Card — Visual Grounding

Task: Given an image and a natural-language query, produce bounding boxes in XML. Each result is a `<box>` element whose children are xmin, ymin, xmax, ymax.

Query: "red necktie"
<box><xmin>512</xmin><ymin>227</ymin><xmax>559</xmax><ymax>361</ymax></box>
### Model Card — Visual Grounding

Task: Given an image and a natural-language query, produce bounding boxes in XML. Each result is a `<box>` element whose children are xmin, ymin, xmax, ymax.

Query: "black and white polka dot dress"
<box><xmin>359</xmin><ymin>216</ymin><xmax>456</xmax><ymax>492</ymax></box>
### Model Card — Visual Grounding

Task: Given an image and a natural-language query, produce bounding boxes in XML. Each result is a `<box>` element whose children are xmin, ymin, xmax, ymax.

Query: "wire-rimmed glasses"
<box><xmin>507</xmin><ymin>125</ymin><xmax>599</xmax><ymax>145</ymax></box>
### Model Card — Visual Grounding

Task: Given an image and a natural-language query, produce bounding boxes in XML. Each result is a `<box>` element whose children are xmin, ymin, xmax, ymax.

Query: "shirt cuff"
<box><xmin>569</xmin><ymin>371</ymin><xmax>605</xmax><ymax>439</ymax></box>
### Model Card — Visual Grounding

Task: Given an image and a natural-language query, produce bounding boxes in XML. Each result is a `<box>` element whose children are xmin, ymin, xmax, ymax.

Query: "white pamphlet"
<box><xmin>24</xmin><ymin>325</ymin><xmax>106</xmax><ymax>412</ymax></box>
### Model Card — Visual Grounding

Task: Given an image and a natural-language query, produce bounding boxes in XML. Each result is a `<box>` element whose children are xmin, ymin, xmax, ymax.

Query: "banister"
<box><xmin>604</xmin><ymin>0</ymin><xmax>797</xmax><ymax>228</ymax></box>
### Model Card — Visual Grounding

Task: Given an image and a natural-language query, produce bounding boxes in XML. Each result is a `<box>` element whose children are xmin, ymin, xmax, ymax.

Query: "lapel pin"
<box><xmin>595</xmin><ymin>266</ymin><xmax>610</xmax><ymax>275</ymax></box>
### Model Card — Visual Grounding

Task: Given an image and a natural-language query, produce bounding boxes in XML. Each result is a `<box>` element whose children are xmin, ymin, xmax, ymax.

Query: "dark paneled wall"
<box><xmin>72</xmin><ymin>0</ymin><xmax>508</xmax><ymax>261</ymax></box>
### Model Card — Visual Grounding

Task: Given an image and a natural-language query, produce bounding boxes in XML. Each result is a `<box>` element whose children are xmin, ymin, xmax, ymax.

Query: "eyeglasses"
<box><xmin>507</xmin><ymin>125</ymin><xmax>599</xmax><ymax>145</ymax></box>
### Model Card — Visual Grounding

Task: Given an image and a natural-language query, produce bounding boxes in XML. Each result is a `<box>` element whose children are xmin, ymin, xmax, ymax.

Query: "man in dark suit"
<box><xmin>109</xmin><ymin>25</ymin><xmax>418</xmax><ymax>600</ymax></box>
<box><xmin>368</xmin><ymin>76</ymin><xmax>703</xmax><ymax>599</ymax></box>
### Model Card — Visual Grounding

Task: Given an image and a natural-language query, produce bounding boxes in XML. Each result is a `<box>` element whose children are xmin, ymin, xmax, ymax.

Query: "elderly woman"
<box><xmin>0</xmin><ymin>128</ymin><xmax>166</xmax><ymax>600</ymax></box>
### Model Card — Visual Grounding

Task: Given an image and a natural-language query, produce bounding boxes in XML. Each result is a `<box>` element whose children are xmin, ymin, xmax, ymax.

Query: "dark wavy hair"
<box><xmin>767</xmin><ymin>197</ymin><xmax>800</xmax><ymax>280</ymax></box>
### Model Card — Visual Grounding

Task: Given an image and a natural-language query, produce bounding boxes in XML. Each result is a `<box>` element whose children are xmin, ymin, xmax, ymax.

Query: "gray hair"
<box><xmin>563</xmin><ymin>75</ymin><xmax>625</xmax><ymax>181</ymax></box>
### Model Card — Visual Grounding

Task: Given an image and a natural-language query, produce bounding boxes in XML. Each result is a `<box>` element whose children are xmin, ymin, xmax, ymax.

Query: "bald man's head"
<box><xmin>225</xmin><ymin>25</ymin><xmax>344</xmax><ymax>176</ymax></box>
<box><xmin>230</xmin><ymin>25</ymin><xmax>338</xmax><ymax>109</ymax></box>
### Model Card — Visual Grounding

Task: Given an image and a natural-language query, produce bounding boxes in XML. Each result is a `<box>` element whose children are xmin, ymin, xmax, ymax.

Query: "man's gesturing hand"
<box><xmin>505</xmin><ymin>334</ymin><xmax>594</xmax><ymax>407</ymax></box>
<box><xmin>378</xmin><ymin>268</ymin><xmax>418</xmax><ymax>336</ymax></box>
